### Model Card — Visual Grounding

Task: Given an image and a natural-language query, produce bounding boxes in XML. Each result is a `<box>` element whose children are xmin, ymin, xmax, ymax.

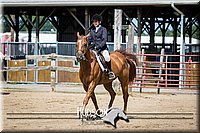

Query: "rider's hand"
<box><xmin>94</xmin><ymin>46</ymin><xmax>98</xmax><ymax>50</ymax></box>
<box><xmin>94</xmin><ymin>46</ymin><xmax>101</xmax><ymax>54</ymax></box>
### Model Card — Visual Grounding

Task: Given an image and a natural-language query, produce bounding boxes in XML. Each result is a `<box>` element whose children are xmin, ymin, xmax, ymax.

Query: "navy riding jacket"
<box><xmin>88</xmin><ymin>26</ymin><xmax>108</xmax><ymax>52</ymax></box>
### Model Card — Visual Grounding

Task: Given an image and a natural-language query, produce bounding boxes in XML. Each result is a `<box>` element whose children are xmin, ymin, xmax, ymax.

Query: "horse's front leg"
<box><xmin>83</xmin><ymin>81</ymin><xmax>97</xmax><ymax>112</ymax></box>
<box><xmin>83</xmin><ymin>84</ymin><xmax>99</xmax><ymax>112</ymax></box>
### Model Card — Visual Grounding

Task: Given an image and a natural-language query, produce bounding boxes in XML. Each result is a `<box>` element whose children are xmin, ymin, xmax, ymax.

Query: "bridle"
<box><xmin>76</xmin><ymin>37</ymin><xmax>91</xmax><ymax>62</ymax></box>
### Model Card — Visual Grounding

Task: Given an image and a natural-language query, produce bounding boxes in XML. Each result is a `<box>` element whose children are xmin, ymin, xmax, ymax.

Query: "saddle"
<box><xmin>92</xmin><ymin>50</ymin><xmax>108</xmax><ymax>73</ymax></box>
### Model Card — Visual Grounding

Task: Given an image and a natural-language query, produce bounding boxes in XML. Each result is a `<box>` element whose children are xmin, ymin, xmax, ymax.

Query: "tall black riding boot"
<box><xmin>106</xmin><ymin>61</ymin><xmax>115</xmax><ymax>80</ymax></box>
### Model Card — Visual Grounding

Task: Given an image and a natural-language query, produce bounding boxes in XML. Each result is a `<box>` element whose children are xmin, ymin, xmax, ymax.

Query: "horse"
<box><xmin>76</xmin><ymin>32</ymin><xmax>138</xmax><ymax>114</ymax></box>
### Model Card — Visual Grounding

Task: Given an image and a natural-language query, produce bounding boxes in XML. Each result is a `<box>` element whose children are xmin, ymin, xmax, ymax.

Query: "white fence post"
<box><xmin>139</xmin><ymin>49</ymin><xmax>145</xmax><ymax>93</ymax></box>
<box><xmin>157</xmin><ymin>48</ymin><xmax>165</xmax><ymax>94</ymax></box>
<box><xmin>114</xmin><ymin>9</ymin><xmax>122</xmax><ymax>50</ymax></box>
<box><xmin>50</xmin><ymin>53</ymin><xmax>56</xmax><ymax>91</ymax></box>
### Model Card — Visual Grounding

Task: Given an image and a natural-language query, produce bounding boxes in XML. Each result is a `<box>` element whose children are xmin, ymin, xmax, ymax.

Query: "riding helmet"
<box><xmin>91</xmin><ymin>14</ymin><xmax>102</xmax><ymax>22</ymax></box>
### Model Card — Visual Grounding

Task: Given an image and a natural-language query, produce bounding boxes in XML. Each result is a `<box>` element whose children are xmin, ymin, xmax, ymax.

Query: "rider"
<box><xmin>88</xmin><ymin>14</ymin><xmax>115</xmax><ymax>80</ymax></box>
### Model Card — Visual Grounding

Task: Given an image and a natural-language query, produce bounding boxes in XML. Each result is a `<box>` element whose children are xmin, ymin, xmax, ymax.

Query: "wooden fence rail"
<box><xmin>1</xmin><ymin>51</ymin><xmax>200</xmax><ymax>93</ymax></box>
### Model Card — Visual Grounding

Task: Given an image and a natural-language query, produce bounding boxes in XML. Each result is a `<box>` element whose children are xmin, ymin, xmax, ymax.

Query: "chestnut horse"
<box><xmin>76</xmin><ymin>32</ymin><xmax>138</xmax><ymax>113</ymax></box>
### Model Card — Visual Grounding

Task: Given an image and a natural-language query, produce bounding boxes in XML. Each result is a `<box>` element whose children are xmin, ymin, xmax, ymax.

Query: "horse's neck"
<box><xmin>85</xmin><ymin>48</ymin><xmax>92</xmax><ymax>60</ymax></box>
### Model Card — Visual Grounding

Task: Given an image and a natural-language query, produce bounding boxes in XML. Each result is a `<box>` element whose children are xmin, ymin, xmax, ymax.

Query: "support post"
<box><xmin>179</xmin><ymin>14</ymin><xmax>185</xmax><ymax>89</ymax></box>
<box><xmin>114</xmin><ymin>9</ymin><xmax>122</xmax><ymax>50</ymax></box>
<box><xmin>85</xmin><ymin>8</ymin><xmax>89</xmax><ymax>34</ymax></box>
<box><xmin>34</xmin><ymin>8</ymin><xmax>39</xmax><ymax>83</ymax></box>
<box><xmin>35</xmin><ymin>8</ymin><xmax>40</xmax><ymax>44</ymax></box>
<box><xmin>137</xmin><ymin>8</ymin><xmax>142</xmax><ymax>62</ymax></box>
<box><xmin>188</xmin><ymin>17</ymin><xmax>192</xmax><ymax>45</ymax></box>
<box><xmin>28</xmin><ymin>15</ymin><xmax>33</xmax><ymax>42</ymax></box>
<box><xmin>137</xmin><ymin>8</ymin><xmax>142</xmax><ymax>89</ymax></box>
<box><xmin>127</xmin><ymin>25</ymin><xmax>134</xmax><ymax>93</ymax></box>
<box><xmin>171</xmin><ymin>3</ymin><xmax>185</xmax><ymax>89</ymax></box>
<box><xmin>162</xmin><ymin>17</ymin><xmax>166</xmax><ymax>48</ymax></box>
<box><xmin>10</xmin><ymin>15</ymin><xmax>15</xmax><ymax>56</ymax></box>
<box><xmin>15</xmin><ymin>14</ymin><xmax>19</xmax><ymax>42</ymax></box>
<box><xmin>127</xmin><ymin>25</ymin><xmax>134</xmax><ymax>54</ymax></box>
<box><xmin>173</xmin><ymin>17</ymin><xmax>177</xmax><ymax>54</ymax></box>
<box><xmin>150</xmin><ymin>15</ymin><xmax>155</xmax><ymax>44</ymax></box>
<box><xmin>10</xmin><ymin>15</ymin><xmax>15</xmax><ymax>42</ymax></box>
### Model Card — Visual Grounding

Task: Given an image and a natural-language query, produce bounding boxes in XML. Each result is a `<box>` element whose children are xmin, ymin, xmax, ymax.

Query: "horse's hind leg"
<box><xmin>120</xmin><ymin>82</ymin><xmax>129</xmax><ymax>113</ymax></box>
<box><xmin>118</xmin><ymin>73</ymin><xmax>129</xmax><ymax>113</ymax></box>
<box><xmin>103</xmin><ymin>82</ymin><xmax>116</xmax><ymax>109</ymax></box>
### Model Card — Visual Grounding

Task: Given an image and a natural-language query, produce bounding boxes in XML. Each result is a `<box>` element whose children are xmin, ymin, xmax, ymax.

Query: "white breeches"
<box><xmin>101</xmin><ymin>50</ymin><xmax>110</xmax><ymax>62</ymax></box>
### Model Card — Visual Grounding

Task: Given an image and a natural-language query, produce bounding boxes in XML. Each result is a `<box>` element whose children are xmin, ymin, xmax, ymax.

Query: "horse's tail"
<box><xmin>115</xmin><ymin>50</ymin><xmax>138</xmax><ymax>82</ymax></box>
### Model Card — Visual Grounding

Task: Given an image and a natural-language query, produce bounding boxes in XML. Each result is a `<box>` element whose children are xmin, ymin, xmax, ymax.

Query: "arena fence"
<box><xmin>2</xmin><ymin>53</ymin><xmax>79</xmax><ymax>91</ymax></box>
<box><xmin>130</xmin><ymin>49</ymin><xmax>200</xmax><ymax>93</ymax></box>
<box><xmin>1</xmin><ymin>42</ymin><xmax>200</xmax><ymax>93</ymax></box>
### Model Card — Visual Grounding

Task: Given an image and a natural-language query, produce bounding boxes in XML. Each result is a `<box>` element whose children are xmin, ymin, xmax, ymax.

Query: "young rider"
<box><xmin>88</xmin><ymin>14</ymin><xmax>115</xmax><ymax>80</ymax></box>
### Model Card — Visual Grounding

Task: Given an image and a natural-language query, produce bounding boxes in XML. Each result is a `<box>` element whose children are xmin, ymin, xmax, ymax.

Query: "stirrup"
<box><xmin>108</xmin><ymin>71</ymin><xmax>115</xmax><ymax>80</ymax></box>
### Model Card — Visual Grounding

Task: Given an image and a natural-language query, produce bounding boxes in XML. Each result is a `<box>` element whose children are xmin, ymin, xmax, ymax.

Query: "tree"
<box><xmin>2</xmin><ymin>18</ymin><xmax>10</xmax><ymax>32</ymax></box>
<box><xmin>40</xmin><ymin>20</ymin><xmax>56</xmax><ymax>32</ymax></box>
<box><xmin>192</xmin><ymin>25</ymin><xmax>200</xmax><ymax>39</ymax></box>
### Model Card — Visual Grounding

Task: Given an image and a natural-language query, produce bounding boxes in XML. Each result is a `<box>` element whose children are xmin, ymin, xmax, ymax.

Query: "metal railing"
<box><xmin>1</xmin><ymin>42</ymin><xmax>200</xmax><ymax>93</ymax></box>
<box><xmin>1</xmin><ymin>42</ymin><xmax>128</xmax><ymax>57</ymax></box>
<box><xmin>130</xmin><ymin>49</ymin><xmax>200</xmax><ymax>93</ymax></box>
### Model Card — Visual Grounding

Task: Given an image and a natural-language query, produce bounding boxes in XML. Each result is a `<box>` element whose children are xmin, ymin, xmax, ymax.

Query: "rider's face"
<box><xmin>93</xmin><ymin>20</ymin><xmax>101</xmax><ymax>27</ymax></box>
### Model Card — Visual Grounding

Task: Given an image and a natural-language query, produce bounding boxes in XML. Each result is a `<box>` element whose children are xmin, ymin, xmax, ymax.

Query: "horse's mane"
<box><xmin>115</xmin><ymin>49</ymin><xmax>138</xmax><ymax>66</ymax></box>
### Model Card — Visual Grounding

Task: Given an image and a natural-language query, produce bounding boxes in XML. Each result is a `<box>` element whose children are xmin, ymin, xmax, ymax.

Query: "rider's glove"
<box><xmin>95</xmin><ymin>45</ymin><xmax>100</xmax><ymax>50</ymax></box>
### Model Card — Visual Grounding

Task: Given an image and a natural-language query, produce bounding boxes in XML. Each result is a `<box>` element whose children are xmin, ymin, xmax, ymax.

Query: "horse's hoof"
<box><xmin>96</xmin><ymin>109</ymin><xmax>102</xmax><ymax>115</ymax></box>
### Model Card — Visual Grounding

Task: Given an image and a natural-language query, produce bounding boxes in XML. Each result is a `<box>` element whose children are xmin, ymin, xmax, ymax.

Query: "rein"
<box><xmin>76</xmin><ymin>49</ymin><xmax>94</xmax><ymax>63</ymax></box>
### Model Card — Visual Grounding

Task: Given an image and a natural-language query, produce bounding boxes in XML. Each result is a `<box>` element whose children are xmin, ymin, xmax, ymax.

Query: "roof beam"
<box><xmin>2</xmin><ymin>1</ymin><xmax>199</xmax><ymax>7</ymax></box>
<box><xmin>67</xmin><ymin>8</ymin><xmax>85</xmax><ymax>30</ymax></box>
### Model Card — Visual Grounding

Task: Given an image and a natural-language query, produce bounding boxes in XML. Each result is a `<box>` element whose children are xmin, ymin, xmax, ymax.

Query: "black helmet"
<box><xmin>91</xmin><ymin>14</ymin><xmax>102</xmax><ymax>22</ymax></box>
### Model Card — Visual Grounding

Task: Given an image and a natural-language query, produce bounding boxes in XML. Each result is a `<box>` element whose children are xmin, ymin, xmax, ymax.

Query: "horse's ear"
<box><xmin>77</xmin><ymin>32</ymin><xmax>80</xmax><ymax>38</ymax></box>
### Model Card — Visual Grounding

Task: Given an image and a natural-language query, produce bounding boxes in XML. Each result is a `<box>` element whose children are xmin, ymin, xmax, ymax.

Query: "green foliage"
<box><xmin>155</xmin><ymin>26</ymin><xmax>199</xmax><ymax>40</ymax></box>
<box><xmin>2</xmin><ymin>19</ymin><xmax>10</xmax><ymax>32</ymax></box>
<box><xmin>141</xmin><ymin>32</ymin><xmax>148</xmax><ymax>36</ymax></box>
<box><xmin>40</xmin><ymin>20</ymin><xmax>56</xmax><ymax>32</ymax></box>
<box><xmin>165</xmin><ymin>30</ymin><xmax>174</xmax><ymax>36</ymax></box>
<box><xmin>155</xmin><ymin>30</ymin><xmax>162</xmax><ymax>36</ymax></box>
<box><xmin>192</xmin><ymin>26</ymin><xmax>200</xmax><ymax>39</ymax></box>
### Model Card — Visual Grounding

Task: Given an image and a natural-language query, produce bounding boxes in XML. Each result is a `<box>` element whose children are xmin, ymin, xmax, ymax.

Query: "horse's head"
<box><xmin>76</xmin><ymin>32</ymin><xmax>89</xmax><ymax>62</ymax></box>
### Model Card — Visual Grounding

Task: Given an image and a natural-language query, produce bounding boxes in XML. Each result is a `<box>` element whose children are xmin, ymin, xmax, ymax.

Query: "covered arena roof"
<box><xmin>1</xmin><ymin>0</ymin><xmax>199</xmax><ymax>7</ymax></box>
